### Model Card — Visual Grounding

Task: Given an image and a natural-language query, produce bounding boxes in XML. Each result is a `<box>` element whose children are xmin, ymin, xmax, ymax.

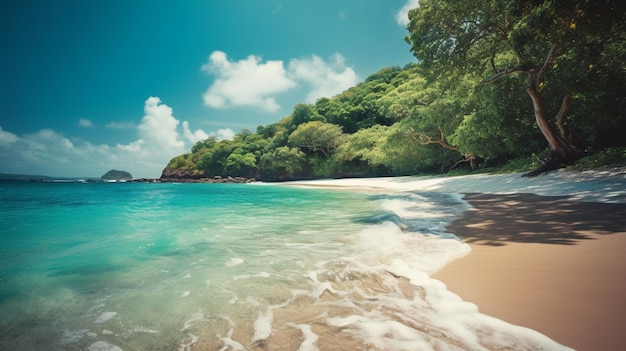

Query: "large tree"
<box><xmin>288</xmin><ymin>121</ymin><xmax>345</xmax><ymax>159</ymax></box>
<box><xmin>406</xmin><ymin>0</ymin><xmax>626</xmax><ymax>175</ymax></box>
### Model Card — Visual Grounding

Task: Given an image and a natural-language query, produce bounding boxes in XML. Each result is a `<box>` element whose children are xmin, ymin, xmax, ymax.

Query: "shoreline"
<box><xmin>281</xmin><ymin>173</ymin><xmax>626</xmax><ymax>350</ymax></box>
<box><xmin>436</xmin><ymin>193</ymin><xmax>626</xmax><ymax>351</ymax></box>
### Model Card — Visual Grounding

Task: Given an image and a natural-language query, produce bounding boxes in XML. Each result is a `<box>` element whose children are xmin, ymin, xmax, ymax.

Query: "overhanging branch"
<box><xmin>408</xmin><ymin>126</ymin><xmax>459</xmax><ymax>151</ymax></box>
<box><xmin>482</xmin><ymin>63</ymin><xmax>535</xmax><ymax>85</ymax></box>
<box><xmin>536</xmin><ymin>44</ymin><xmax>558</xmax><ymax>89</ymax></box>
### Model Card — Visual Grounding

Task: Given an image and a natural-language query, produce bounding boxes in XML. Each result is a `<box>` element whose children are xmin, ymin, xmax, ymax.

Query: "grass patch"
<box><xmin>492</xmin><ymin>154</ymin><xmax>538</xmax><ymax>174</ymax></box>
<box><xmin>567</xmin><ymin>147</ymin><xmax>626</xmax><ymax>171</ymax></box>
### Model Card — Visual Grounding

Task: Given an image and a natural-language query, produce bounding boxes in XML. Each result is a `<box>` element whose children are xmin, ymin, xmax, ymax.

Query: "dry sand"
<box><xmin>435</xmin><ymin>193</ymin><xmax>626</xmax><ymax>351</ymax></box>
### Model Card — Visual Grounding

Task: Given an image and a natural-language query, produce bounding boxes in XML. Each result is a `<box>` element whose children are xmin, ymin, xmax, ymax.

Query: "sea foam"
<box><xmin>0</xmin><ymin>179</ymin><xmax>596</xmax><ymax>350</ymax></box>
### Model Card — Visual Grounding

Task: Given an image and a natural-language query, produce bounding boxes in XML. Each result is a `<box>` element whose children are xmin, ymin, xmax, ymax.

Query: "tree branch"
<box><xmin>408</xmin><ymin>126</ymin><xmax>459</xmax><ymax>151</ymax></box>
<box><xmin>490</xmin><ymin>53</ymin><xmax>499</xmax><ymax>74</ymax></box>
<box><xmin>536</xmin><ymin>43</ymin><xmax>558</xmax><ymax>89</ymax></box>
<box><xmin>556</xmin><ymin>92</ymin><xmax>572</xmax><ymax>142</ymax></box>
<box><xmin>482</xmin><ymin>63</ymin><xmax>535</xmax><ymax>85</ymax></box>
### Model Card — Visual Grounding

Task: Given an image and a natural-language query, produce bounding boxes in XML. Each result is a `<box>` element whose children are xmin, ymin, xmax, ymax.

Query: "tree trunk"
<box><xmin>523</xmin><ymin>88</ymin><xmax>581</xmax><ymax>177</ymax></box>
<box><xmin>526</xmin><ymin>87</ymin><xmax>570</xmax><ymax>157</ymax></box>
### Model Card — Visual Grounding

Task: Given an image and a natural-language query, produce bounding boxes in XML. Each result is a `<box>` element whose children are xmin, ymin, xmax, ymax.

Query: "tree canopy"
<box><xmin>406</xmin><ymin>0</ymin><xmax>626</xmax><ymax>174</ymax></box>
<box><xmin>163</xmin><ymin>1</ymin><xmax>625</xmax><ymax>180</ymax></box>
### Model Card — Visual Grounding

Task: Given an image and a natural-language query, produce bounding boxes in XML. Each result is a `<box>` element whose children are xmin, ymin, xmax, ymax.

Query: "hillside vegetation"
<box><xmin>164</xmin><ymin>0</ymin><xmax>625</xmax><ymax>181</ymax></box>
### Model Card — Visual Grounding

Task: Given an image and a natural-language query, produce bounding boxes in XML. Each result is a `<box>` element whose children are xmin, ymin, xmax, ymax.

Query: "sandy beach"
<box><xmin>435</xmin><ymin>193</ymin><xmax>626</xmax><ymax>351</ymax></box>
<box><xmin>284</xmin><ymin>171</ymin><xmax>626</xmax><ymax>350</ymax></box>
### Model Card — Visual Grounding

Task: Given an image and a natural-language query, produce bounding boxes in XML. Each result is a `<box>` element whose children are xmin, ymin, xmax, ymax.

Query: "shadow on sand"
<box><xmin>446</xmin><ymin>193</ymin><xmax>626</xmax><ymax>246</ymax></box>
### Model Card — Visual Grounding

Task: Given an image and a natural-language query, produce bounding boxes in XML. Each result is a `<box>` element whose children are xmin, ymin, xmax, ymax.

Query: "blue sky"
<box><xmin>0</xmin><ymin>0</ymin><xmax>419</xmax><ymax>178</ymax></box>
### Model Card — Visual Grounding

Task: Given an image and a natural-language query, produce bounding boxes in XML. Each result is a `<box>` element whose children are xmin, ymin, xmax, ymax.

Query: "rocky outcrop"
<box><xmin>160</xmin><ymin>165</ymin><xmax>205</xmax><ymax>180</ymax></box>
<box><xmin>159</xmin><ymin>166</ymin><xmax>255</xmax><ymax>183</ymax></box>
<box><xmin>101</xmin><ymin>169</ymin><xmax>133</xmax><ymax>181</ymax></box>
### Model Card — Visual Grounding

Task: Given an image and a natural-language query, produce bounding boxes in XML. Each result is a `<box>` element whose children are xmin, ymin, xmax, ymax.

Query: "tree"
<box><xmin>288</xmin><ymin>121</ymin><xmax>345</xmax><ymax>159</ymax></box>
<box><xmin>335</xmin><ymin>124</ymin><xmax>392</xmax><ymax>175</ymax></box>
<box><xmin>225</xmin><ymin>149</ymin><xmax>257</xmax><ymax>177</ymax></box>
<box><xmin>288</xmin><ymin>103</ymin><xmax>325</xmax><ymax>130</ymax></box>
<box><xmin>197</xmin><ymin>140</ymin><xmax>235</xmax><ymax>176</ymax></box>
<box><xmin>260</xmin><ymin>146</ymin><xmax>307</xmax><ymax>178</ymax></box>
<box><xmin>406</xmin><ymin>0</ymin><xmax>626</xmax><ymax>175</ymax></box>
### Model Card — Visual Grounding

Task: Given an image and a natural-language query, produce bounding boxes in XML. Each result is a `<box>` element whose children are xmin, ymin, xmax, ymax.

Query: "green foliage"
<box><xmin>336</xmin><ymin>125</ymin><xmax>390</xmax><ymax>167</ymax></box>
<box><xmin>406</xmin><ymin>0</ymin><xmax>626</xmax><ymax>166</ymax></box>
<box><xmin>493</xmin><ymin>154</ymin><xmax>539</xmax><ymax>174</ymax></box>
<box><xmin>288</xmin><ymin>121</ymin><xmax>345</xmax><ymax>159</ymax></box>
<box><xmin>567</xmin><ymin>147</ymin><xmax>626</xmax><ymax>171</ymax></box>
<box><xmin>288</xmin><ymin>104</ymin><xmax>326</xmax><ymax>130</ymax></box>
<box><xmin>225</xmin><ymin>148</ymin><xmax>257</xmax><ymax>177</ymax></box>
<box><xmin>163</xmin><ymin>6</ymin><xmax>625</xmax><ymax>181</ymax></box>
<box><xmin>260</xmin><ymin>146</ymin><xmax>307</xmax><ymax>176</ymax></box>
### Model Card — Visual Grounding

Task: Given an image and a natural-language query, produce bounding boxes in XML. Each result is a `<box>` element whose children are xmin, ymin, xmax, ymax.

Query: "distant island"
<box><xmin>101</xmin><ymin>170</ymin><xmax>133</xmax><ymax>181</ymax></box>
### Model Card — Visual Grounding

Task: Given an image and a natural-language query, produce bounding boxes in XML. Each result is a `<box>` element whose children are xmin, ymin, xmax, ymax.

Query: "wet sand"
<box><xmin>435</xmin><ymin>193</ymin><xmax>626</xmax><ymax>351</ymax></box>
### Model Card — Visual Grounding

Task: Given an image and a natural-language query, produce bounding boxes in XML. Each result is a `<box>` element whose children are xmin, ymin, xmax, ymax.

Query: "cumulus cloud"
<box><xmin>136</xmin><ymin>96</ymin><xmax>186</xmax><ymax>151</ymax></box>
<box><xmin>288</xmin><ymin>53</ymin><xmax>359</xmax><ymax>103</ymax></box>
<box><xmin>201</xmin><ymin>51</ymin><xmax>360</xmax><ymax>112</ymax></box>
<box><xmin>0</xmin><ymin>126</ymin><xmax>18</xmax><ymax>146</ymax></box>
<box><xmin>395</xmin><ymin>0</ymin><xmax>419</xmax><ymax>26</ymax></box>
<box><xmin>182</xmin><ymin>121</ymin><xmax>209</xmax><ymax>144</ymax></box>
<box><xmin>201</xmin><ymin>51</ymin><xmax>296</xmax><ymax>112</ymax></box>
<box><xmin>78</xmin><ymin>118</ymin><xmax>94</xmax><ymax>128</ymax></box>
<box><xmin>0</xmin><ymin>128</ymin><xmax>115</xmax><ymax>176</ymax></box>
<box><xmin>0</xmin><ymin>97</ymin><xmax>213</xmax><ymax>178</ymax></box>
<box><xmin>211</xmin><ymin>128</ymin><xmax>236</xmax><ymax>141</ymax></box>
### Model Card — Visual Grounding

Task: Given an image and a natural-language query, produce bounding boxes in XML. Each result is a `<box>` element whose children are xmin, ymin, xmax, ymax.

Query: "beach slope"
<box><xmin>283</xmin><ymin>169</ymin><xmax>626</xmax><ymax>350</ymax></box>
<box><xmin>435</xmin><ymin>193</ymin><xmax>626</xmax><ymax>351</ymax></box>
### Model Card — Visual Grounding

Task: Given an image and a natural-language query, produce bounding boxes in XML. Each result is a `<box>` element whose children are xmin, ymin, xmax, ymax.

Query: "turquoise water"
<box><xmin>0</xmin><ymin>181</ymin><xmax>570</xmax><ymax>350</ymax></box>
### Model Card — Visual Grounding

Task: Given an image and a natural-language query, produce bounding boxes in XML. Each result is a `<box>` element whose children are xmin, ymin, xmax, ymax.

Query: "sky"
<box><xmin>0</xmin><ymin>0</ymin><xmax>420</xmax><ymax>178</ymax></box>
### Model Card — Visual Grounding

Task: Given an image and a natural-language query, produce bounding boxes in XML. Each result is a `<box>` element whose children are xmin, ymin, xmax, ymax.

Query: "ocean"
<box><xmin>0</xmin><ymin>175</ymin><xmax>599</xmax><ymax>351</ymax></box>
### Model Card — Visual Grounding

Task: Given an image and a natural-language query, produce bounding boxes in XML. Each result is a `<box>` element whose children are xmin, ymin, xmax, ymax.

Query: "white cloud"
<box><xmin>78</xmin><ymin>118</ymin><xmax>94</xmax><ymax>128</ymax></box>
<box><xmin>395</xmin><ymin>0</ymin><xmax>419</xmax><ymax>26</ymax></box>
<box><xmin>201</xmin><ymin>51</ymin><xmax>296</xmax><ymax>112</ymax></box>
<box><xmin>201</xmin><ymin>51</ymin><xmax>360</xmax><ymax>111</ymax></box>
<box><xmin>288</xmin><ymin>53</ymin><xmax>359</xmax><ymax>103</ymax></box>
<box><xmin>137</xmin><ymin>96</ymin><xmax>186</xmax><ymax>151</ymax></box>
<box><xmin>0</xmin><ymin>126</ymin><xmax>18</xmax><ymax>146</ymax></box>
<box><xmin>0</xmin><ymin>97</ymin><xmax>212</xmax><ymax>178</ymax></box>
<box><xmin>182</xmin><ymin>121</ymin><xmax>209</xmax><ymax>144</ymax></box>
<box><xmin>211</xmin><ymin>128</ymin><xmax>236</xmax><ymax>141</ymax></box>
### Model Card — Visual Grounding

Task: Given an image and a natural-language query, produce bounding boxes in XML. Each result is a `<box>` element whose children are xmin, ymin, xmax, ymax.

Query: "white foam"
<box><xmin>291</xmin><ymin>324</ymin><xmax>319</xmax><ymax>351</ymax></box>
<box><xmin>93</xmin><ymin>311</ymin><xmax>117</xmax><ymax>324</ymax></box>
<box><xmin>87</xmin><ymin>341</ymin><xmax>123</xmax><ymax>351</ymax></box>
<box><xmin>131</xmin><ymin>327</ymin><xmax>159</xmax><ymax>334</ymax></box>
<box><xmin>282</xmin><ymin>167</ymin><xmax>626</xmax><ymax>203</ymax></box>
<box><xmin>178</xmin><ymin>333</ymin><xmax>199</xmax><ymax>351</ymax></box>
<box><xmin>292</xmin><ymin>212</ymin><xmax>573</xmax><ymax>350</ymax></box>
<box><xmin>180</xmin><ymin>312</ymin><xmax>205</xmax><ymax>332</ymax></box>
<box><xmin>233</xmin><ymin>272</ymin><xmax>271</xmax><ymax>280</ymax></box>
<box><xmin>219</xmin><ymin>328</ymin><xmax>244</xmax><ymax>351</ymax></box>
<box><xmin>380</xmin><ymin>199</ymin><xmax>444</xmax><ymax>219</ymax></box>
<box><xmin>226</xmin><ymin>257</ymin><xmax>244</xmax><ymax>267</ymax></box>
<box><xmin>353</xmin><ymin>221</ymin><xmax>470</xmax><ymax>274</ymax></box>
<box><xmin>180</xmin><ymin>291</ymin><xmax>190</xmax><ymax>297</ymax></box>
<box><xmin>251</xmin><ymin>310</ymin><xmax>273</xmax><ymax>343</ymax></box>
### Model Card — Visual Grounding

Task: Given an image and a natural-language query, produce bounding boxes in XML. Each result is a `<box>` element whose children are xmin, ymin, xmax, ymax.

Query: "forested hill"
<box><xmin>163</xmin><ymin>1</ymin><xmax>626</xmax><ymax>181</ymax></box>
